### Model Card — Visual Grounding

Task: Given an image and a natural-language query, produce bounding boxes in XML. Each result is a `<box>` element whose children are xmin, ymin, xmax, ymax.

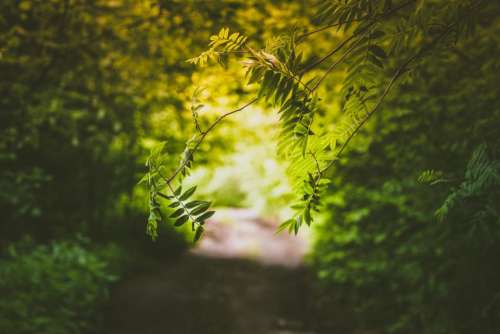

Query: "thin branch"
<box><xmin>317</xmin><ymin>67</ymin><xmax>408</xmax><ymax>176</ymax></box>
<box><xmin>216</xmin><ymin>50</ymin><xmax>250</xmax><ymax>55</ymax></box>
<box><xmin>319</xmin><ymin>22</ymin><xmax>457</xmax><ymax>176</ymax></box>
<box><xmin>310</xmin><ymin>36</ymin><xmax>364</xmax><ymax>92</ymax></box>
<box><xmin>289</xmin><ymin>71</ymin><xmax>314</xmax><ymax>95</ymax></box>
<box><xmin>300</xmin><ymin>35</ymin><xmax>355</xmax><ymax>75</ymax></box>
<box><xmin>309</xmin><ymin>152</ymin><xmax>322</xmax><ymax>176</ymax></box>
<box><xmin>300</xmin><ymin>0</ymin><xmax>417</xmax><ymax>75</ymax></box>
<box><xmin>165</xmin><ymin>182</ymin><xmax>198</xmax><ymax>230</ymax></box>
<box><xmin>296</xmin><ymin>21</ymin><xmax>356</xmax><ymax>43</ymax></box>
<box><xmin>165</xmin><ymin>97</ymin><xmax>258</xmax><ymax>184</ymax></box>
<box><xmin>297</xmin><ymin>0</ymin><xmax>416</xmax><ymax>42</ymax></box>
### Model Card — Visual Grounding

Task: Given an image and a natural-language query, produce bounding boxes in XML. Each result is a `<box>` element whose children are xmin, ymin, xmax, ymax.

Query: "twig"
<box><xmin>318</xmin><ymin>21</ymin><xmax>457</xmax><ymax>176</ymax></box>
<box><xmin>297</xmin><ymin>0</ymin><xmax>416</xmax><ymax>42</ymax></box>
<box><xmin>310</xmin><ymin>152</ymin><xmax>322</xmax><ymax>176</ymax></box>
<box><xmin>165</xmin><ymin>97</ymin><xmax>258</xmax><ymax>184</ymax></box>
<box><xmin>310</xmin><ymin>36</ymin><xmax>364</xmax><ymax>92</ymax></box>
<box><xmin>165</xmin><ymin>182</ymin><xmax>197</xmax><ymax>230</ymax></box>
<box><xmin>296</xmin><ymin>21</ymin><xmax>357</xmax><ymax>43</ymax></box>
<box><xmin>300</xmin><ymin>35</ymin><xmax>355</xmax><ymax>75</ymax></box>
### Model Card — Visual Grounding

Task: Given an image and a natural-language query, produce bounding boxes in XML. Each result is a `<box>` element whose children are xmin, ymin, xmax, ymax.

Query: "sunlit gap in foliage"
<box><xmin>184</xmin><ymin>102</ymin><xmax>311</xmax><ymax>266</ymax></box>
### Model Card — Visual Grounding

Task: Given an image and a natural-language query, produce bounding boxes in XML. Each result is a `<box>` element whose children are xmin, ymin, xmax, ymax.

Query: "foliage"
<box><xmin>145</xmin><ymin>0</ymin><xmax>493</xmax><ymax>237</ymax></box>
<box><xmin>144</xmin><ymin>1</ymin><xmax>500</xmax><ymax>333</ymax></box>
<box><xmin>0</xmin><ymin>0</ymin><xmax>274</xmax><ymax>243</ymax></box>
<box><xmin>142</xmin><ymin>141</ymin><xmax>214</xmax><ymax>242</ymax></box>
<box><xmin>435</xmin><ymin>144</ymin><xmax>500</xmax><ymax>222</ymax></box>
<box><xmin>310</xmin><ymin>2</ymin><xmax>500</xmax><ymax>331</ymax></box>
<box><xmin>187</xmin><ymin>27</ymin><xmax>248</xmax><ymax>66</ymax></box>
<box><xmin>1</xmin><ymin>1</ymin><xmax>499</xmax><ymax>332</ymax></box>
<box><xmin>0</xmin><ymin>0</ymin><xmax>163</xmax><ymax>240</ymax></box>
<box><xmin>0</xmin><ymin>238</ymin><xmax>123</xmax><ymax>334</ymax></box>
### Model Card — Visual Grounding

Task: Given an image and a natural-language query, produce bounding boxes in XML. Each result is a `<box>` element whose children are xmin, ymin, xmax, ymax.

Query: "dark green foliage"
<box><xmin>418</xmin><ymin>169</ymin><xmax>445</xmax><ymax>185</ymax></box>
<box><xmin>436</xmin><ymin>144</ymin><xmax>500</xmax><ymax>221</ymax></box>
<box><xmin>0</xmin><ymin>238</ymin><xmax>123</xmax><ymax>334</ymax></box>
<box><xmin>0</xmin><ymin>0</ymin><xmax>208</xmax><ymax>242</ymax></box>
<box><xmin>311</xmin><ymin>3</ymin><xmax>500</xmax><ymax>330</ymax></box>
<box><xmin>314</xmin><ymin>142</ymin><xmax>500</xmax><ymax>333</ymax></box>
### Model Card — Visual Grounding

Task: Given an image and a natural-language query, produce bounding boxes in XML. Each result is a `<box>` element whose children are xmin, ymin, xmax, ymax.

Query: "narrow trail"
<box><xmin>105</xmin><ymin>209</ymin><xmax>347</xmax><ymax>334</ymax></box>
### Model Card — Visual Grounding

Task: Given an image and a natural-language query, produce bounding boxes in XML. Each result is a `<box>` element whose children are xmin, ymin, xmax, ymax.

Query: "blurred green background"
<box><xmin>1</xmin><ymin>0</ymin><xmax>499</xmax><ymax>333</ymax></box>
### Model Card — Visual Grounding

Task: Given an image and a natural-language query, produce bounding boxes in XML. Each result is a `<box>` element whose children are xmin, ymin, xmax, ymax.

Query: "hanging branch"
<box><xmin>165</xmin><ymin>97</ymin><xmax>258</xmax><ymax>184</ymax></box>
<box><xmin>320</xmin><ymin>21</ymin><xmax>459</xmax><ymax>176</ymax></box>
<box><xmin>143</xmin><ymin>0</ymin><xmax>483</xmax><ymax>239</ymax></box>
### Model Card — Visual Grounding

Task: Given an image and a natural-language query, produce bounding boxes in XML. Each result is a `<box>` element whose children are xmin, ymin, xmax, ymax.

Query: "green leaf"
<box><xmin>157</xmin><ymin>192</ymin><xmax>173</xmax><ymax>200</ymax></box>
<box><xmin>151</xmin><ymin>141</ymin><xmax>167</xmax><ymax>156</ymax></box>
<box><xmin>370</xmin><ymin>30</ymin><xmax>385</xmax><ymax>39</ymax></box>
<box><xmin>369</xmin><ymin>45</ymin><xmax>387</xmax><ymax>59</ymax></box>
<box><xmin>192</xmin><ymin>104</ymin><xmax>204</xmax><ymax>113</ymax></box>
<box><xmin>168</xmin><ymin>201</ymin><xmax>180</xmax><ymax>208</ymax></box>
<box><xmin>190</xmin><ymin>202</ymin><xmax>211</xmax><ymax>215</ymax></box>
<box><xmin>174</xmin><ymin>215</ymin><xmax>189</xmax><ymax>226</ymax></box>
<box><xmin>148</xmin><ymin>211</ymin><xmax>159</xmax><ymax>221</ymax></box>
<box><xmin>194</xmin><ymin>226</ymin><xmax>204</xmax><ymax>242</ymax></box>
<box><xmin>138</xmin><ymin>173</ymin><xmax>149</xmax><ymax>185</ymax></box>
<box><xmin>196</xmin><ymin>210</ymin><xmax>215</xmax><ymax>222</ymax></box>
<box><xmin>147</xmin><ymin>218</ymin><xmax>158</xmax><ymax>240</ymax></box>
<box><xmin>179</xmin><ymin>186</ymin><xmax>197</xmax><ymax>201</ymax></box>
<box><xmin>367</xmin><ymin>54</ymin><xmax>384</xmax><ymax>68</ymax></box>
<box><xmin>318</xmin><ymin>178</ymin><xmax>331</xmax><ymax>186</ymax></box>
<box><xmin>293</xmin><ymin>216</ymin><xmax>301</xmax><ymax>234</ymax></box>
<box><xmin>353</xmin><ymin>21</ymin><xmax>371</xmax><ymax>35</ymax></box>
<box><xmin>169</xmin><ymin>208</ymin><xmax>184</xmax><ymax>218</ymax></box>
<box><xmin>185</xmin><ymin>200</ymin><xmax>208</xmax><ymax>208</ymax></box>
<box><xmin>291</xmin><ymin>203</ymin><xmax>305</xmax><ymax>210</ymax></box>
<box><xmin>277</xmin><ymin>219</ymin><xmax>293</xmax><ymax>233</ymax></box>
<box><xmin>174</xmin><ymin>185</ymin><xmax>182</xmax><ymax>196</ymax></box>
<box><xmin>304</xmin><ymin>208</ymin><xmax>312</xmax><ymax>226</ymax></box>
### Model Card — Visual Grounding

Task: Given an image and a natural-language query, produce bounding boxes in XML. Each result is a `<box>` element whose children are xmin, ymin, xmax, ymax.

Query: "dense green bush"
<box><xmin>0</xmin><ymin>238</ymin><xmax>123</xmax><ymax>334</ymax></box>
<box><xmin>310</xmin><ymin>16</ymin><xmax>500</xmax><ymax>333</ymax></box>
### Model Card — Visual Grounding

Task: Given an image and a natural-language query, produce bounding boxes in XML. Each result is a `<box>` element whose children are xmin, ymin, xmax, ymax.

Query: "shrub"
<box><xmin>0</xmin><ymin>237</ymin><xmax>122</xmax><ymax>334</ymax></box>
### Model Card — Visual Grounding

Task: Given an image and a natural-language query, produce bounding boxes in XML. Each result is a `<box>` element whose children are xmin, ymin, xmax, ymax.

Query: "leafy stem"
<box><xmin>300</xmin><ymin>0</ymin><xmax>417</xmax><ymax>76</ymax></box>
<box><xmin>310</xmin><ymin>35</ymin><xmax>366</xmax><ymax>92</ymax></box>
<box><xmin>319</xmin><ymin>20</ymin><xmax>459</xmax><ymax>177</ymax></box>
<box><xmin>166</xmin><ymin>97</ymin><xmax>258</xmax><ymax>184</ymax></box>
<box><xmin>166</xmin><ymin>182</ymin><xmax>197</xmax><ymax>230</ymax></box>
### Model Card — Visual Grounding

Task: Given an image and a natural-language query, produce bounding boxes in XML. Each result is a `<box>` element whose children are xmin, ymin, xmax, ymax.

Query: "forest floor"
<box><xmin>105</xmin><ymin>209</ymin><xmax>352</xmax><ymax>334</ymax></box>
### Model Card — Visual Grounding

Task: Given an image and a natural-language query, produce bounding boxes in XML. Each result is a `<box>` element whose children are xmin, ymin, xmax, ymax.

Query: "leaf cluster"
<box><xmin>436</xmin><ymin>144</ymin><xmax>500</xmax><ymax>221</ymax></box>
<box><xmin>187</xmin><ymin>27</ymin><xmax>248</xmax><ymax>66</ymax></box>
<box><xmin>144</xmin><ymin>0</ymin><xmax>491</xmax><ymax>240</ymax></box>
<box><xmin>142</xmin><ymin>142</ymin><xmax>213</xmax><ymax>242</ymax></box>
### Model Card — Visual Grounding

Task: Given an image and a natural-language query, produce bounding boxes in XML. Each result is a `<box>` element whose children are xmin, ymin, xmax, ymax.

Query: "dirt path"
<box><xmin>105</xmin><ymin>209</ymin><xmax>344</xmax><ymax>334</ymax></box>
<box><xmin>191</xmin><ymin>208</ymin><xmax>309</xmax><ymax>267</ymax></box>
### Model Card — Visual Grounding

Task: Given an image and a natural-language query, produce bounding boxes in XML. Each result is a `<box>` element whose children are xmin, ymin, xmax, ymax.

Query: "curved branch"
<box><xmin>297</xmin><ymin>0</ymin><xmax>416</xmax><ymax>43</ymax></box>
<box><xmin>321</xmin><ymin>58</ymin><xmax>410</xmax><ymax>175</ymax></box>
<box><xmin>319</xmin><ymin>21</ymin><xmax>457</xmax><ymax>176</ymax></box>
<box><xmin>296</xmin><ymin>22</ymin><xmax>347</xmax><ymax>43</ymax></box>
<box><xmin>297</xmin><ymin>0</ymin><xmax>417</xmax><ymax>75</ymax></box>
<box><xmin>310</xmin><ymin>36</ymin><xmax>364</xmax><ymax>92</ymax></box>
<box><xmin>165</xmin><ymin>97</ymin><xmax>258</xmax><ymax>184</ymax></box>
<box><xmin>300</xmin><ymin>35</ymin><xmax>355</xmax><ymax>75</ymax></box>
